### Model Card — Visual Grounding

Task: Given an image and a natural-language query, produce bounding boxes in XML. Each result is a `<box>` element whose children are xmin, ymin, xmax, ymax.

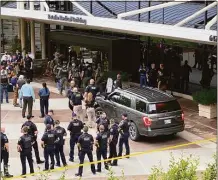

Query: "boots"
<box><xmin>4</xmin><ymin>165</ymin><xmax>13</xmax><ymax>178</ymax></box>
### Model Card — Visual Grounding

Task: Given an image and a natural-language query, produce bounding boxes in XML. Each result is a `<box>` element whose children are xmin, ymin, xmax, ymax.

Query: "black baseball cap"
<box><xmin>122</xmin><ymin>113</ymin><xmax>128</xmax><ymax>117</ymax></box>
<box><xmin>27</xmin><ymin>115</ymin><xmax>32</xmax><ymax>120</ymax></box>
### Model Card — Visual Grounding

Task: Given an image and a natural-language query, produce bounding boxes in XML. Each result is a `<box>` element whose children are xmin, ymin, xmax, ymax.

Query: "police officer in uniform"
<box><xmin>95</xmin><ymin>125</ymin><xmax>109</xmax><ymax>172</ymax></box>
<box><xmin>96</xmin><ymin>112</ymin><xmax>110</xmax><ymax>132</ymax></box>
<box><xmin>54</xmin><ymin>120</ymin><xmax>67</xmax><ymax>167</ymax></box>
<box><xmin>75</xmin><ymin>126</ymin><xmax>96</xmax><ymax>177</ymax></box>
<box><xmin>58</xmin><ymin>61</ymin><xmax>69</xmax><ymax>95</ymax></box>
<box><xmin>84</xmin><ymin>79</ymin><xmax>99</xmax><ymax>100</ymax></box>
<box><xmin>118</xmin><ymin>113</ymin><xmax>130</xmax><ymax>158</ymax></box>
<box><xmin>1</xmin><ymin>127</ymin><xmax>13</xmax><ymax>178</ymax></box>
<box><xmin>44</xmin><ymin>110</ymin><xmax>55</xmax><ymax>130</ymax></box>
<box><xmin>70</xmin><ymin>87</ymin><xmax>84</xmax><ymax>122</ymax></box>
<box><xmin>108</xmin><ymin>119</ymin><xmax>119</xmax><ymax>166</ymax></box>
<box><xmin>17</xmin><ymin>126</ymin><xmax>34</xmax><ymax>177</ymax></box>
<box><xmin>41</xmin><ymin>124</ymin><xmax>58</xmax><ymax>170</ymax></box>
<box><xmin>67</xmin><ymin>113</ymin><xmax>84</xmax><ymax>162</ymax></box>
<box><xmin>21</xmin><ymin>115</ymin><xmax>44</xmax><ymax>164</ymax></box>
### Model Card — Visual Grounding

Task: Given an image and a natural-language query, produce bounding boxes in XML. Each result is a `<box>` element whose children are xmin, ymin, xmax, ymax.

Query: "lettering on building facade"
<box><xmin>48</xmin><ymin>14</ymin><xmax>87</xmax><ymax>25</ymax></box>
<box><xmin>209</xmin><ymin>35</ymin><xmax>217</xmax><ymax>42</ymax></box>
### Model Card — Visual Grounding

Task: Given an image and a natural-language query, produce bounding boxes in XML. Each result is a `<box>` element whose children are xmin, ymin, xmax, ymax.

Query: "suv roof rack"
<box><xmin>124</xmin><ymin>87</ymin><xmax>175</xmax><ymax>103</ymax></box>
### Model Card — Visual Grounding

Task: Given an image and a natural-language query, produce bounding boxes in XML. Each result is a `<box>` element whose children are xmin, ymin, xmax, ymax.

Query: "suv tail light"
<box><xmin>142</xmin><ymin>117</ymin><xmax>152</xmax><ymax>127</ymax></box>
<box><xmin>181</xmin><ymin>112</ymin><xmax>184</xmax><ymax>121</ymax></box>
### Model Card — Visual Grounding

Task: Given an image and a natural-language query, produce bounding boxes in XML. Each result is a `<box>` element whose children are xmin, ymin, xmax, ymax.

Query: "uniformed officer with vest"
<box><xmin>58</xmin><ymin>61</ymin><xmax>69</xmax><ymax>95</ymax></box>
<box><xmin>67</xmin><ymin>113</ymin><xmax>84</xmax><ymax>162</ymax></box>
<box><xmin>75</xmin><ymin>126</ymin><xmax>96</xmax><ymax>177</ymax></box>
<box><xmin>95</xmin><ymin>125</ymin><xmax>109</xmax><ymax>172</ymax></box>
<box><xmin>108</xmin><ymin>119</ymin><xmax>119</xmax><ymax>166</ymax></box>
<box><xmin>21</xmin><ymin>115</ymin><xmax>44</xmax><ymax>164</ymax></box>
<box><xmin>118</xmin><ymin>113</ymin><xmax>130</xmax><ymax>158</ymax></box>
<box><xmin>17</xmin><ymin>126</ymin><xmax>34</xmax><ymax>177</ymax></box>
<box><xmin>44</xmin><ymin>110</ymin><xmax>55</xmax><ymax>130</ymax></box>
<box><xmin>41</xmin><ymin>124</ymin><xmax>59</xmax><ymax>171</ymax></box>
<box><xmin>53</xmin><ymin>120</ymin><xmax>67</xmax><ymax>167</ymax></box>
<box><xmin>96</xmin><ymin>112</ymin><xmax>110</xmax><ymax>132</ymax></box>
<box><xmin>1</xmin><ymin>127</ymin><xmax>13</xmax><ymax>178</ymax></box>
<box><xmin>84</xmin><ymin>79</ymin><xmax>99</xmax><ymax>100</ymax></box>
<box><xmin>70</xmin><ymin>87</ymin><xmax>84</xmax><ymax>122</ymax></box>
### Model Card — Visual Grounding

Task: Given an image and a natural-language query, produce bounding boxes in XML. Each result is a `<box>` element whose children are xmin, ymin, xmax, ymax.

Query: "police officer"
<box><xmin>96</xmin><ymin>113</ymin><xmax>110</xmax><ymax>132</ymax></box>
<box><xmin>70</xmin><ymin>87</ymin><xmax>84</xmax><ymax>122</ymax></box>
<box><xmin>95</xmin><ymin>125</ymin><xmax>109</xmax><ymax>172</ymax></box>
<box><xmin>58</xmin><ymin>61</ymin><xmax>69</xmax><ymax>95</ymax></box>
<box><xmin>17</xmin><ymin>126</ymin><xmax>34</xmax><ymax>177</ymax></box>
<box><xmin>44</xmin><ymin>110</ymin><xmax>55</xmax><ymax>130</ymax></box>
<box><xmin>67</xmin><ymin>113</ymin><xmax>84</xmax><ymax>162</ymax></box>
<box><xmin>75</xmin><ymin>126</ymin><xmax>96</xmax><ymax>177</ymax></box>
<box><xmin>84</xmin><ymin>79</ymin><xmax>99</xmax><ymax>100</ymax></box>
<box><xmin>118</xmin><ymin>113</ymin><xmax>130</xmax><ymax>158</ymax></box>
<box><xmin>1</xmin><ymin>127</ymin><xmax>13</xmax><ymax>177</ymax></box>
<box><xmin>41</xmin><ymin>124</ymin><xmax>58</xmax><ymax>171</ymax></box>
<box><xmin>108</xmin><ymin>119</ymin><xmax>119</xmax><ymax>166</ymax></box>
<box><xmin>21</xmin><ymin>115</ymin><xmax>44</xmax><ymax>164</ymax></box>
<box><xmin>54</xmin><ymin>120</ymin><xmax>67</xmax><ymax>167</ymax></box>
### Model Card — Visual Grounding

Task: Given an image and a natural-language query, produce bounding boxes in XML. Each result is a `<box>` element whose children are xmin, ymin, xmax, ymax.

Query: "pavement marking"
<box><xmin>8</xmin><ymin>137</ymin><xmax>216</xmax><ymax>179</ymax></box>
<box><xmin>178</xmin><ymin>131</ymin><xmax>216</xmax><ymax>149</ymax></box>
<box><xmin>185</xmin><ymin>117</ymin><xmax>217</xmax><ymax>131</ymax></box>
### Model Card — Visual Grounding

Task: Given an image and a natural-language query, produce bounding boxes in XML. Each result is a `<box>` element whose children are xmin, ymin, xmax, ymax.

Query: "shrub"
<box><xmin>148</xmin><ymin>154</ymin><xmax>199</xmax><ymax>180</ymax></box>
<box><xmin>202</xmin><ymin>154</ymin><xmax>217</xmax><ymax>180</ymax></box>
<box><xmin>192</xmin><ymin>89</ymin><xmax>217</xmax><ymax>105</ymax></box>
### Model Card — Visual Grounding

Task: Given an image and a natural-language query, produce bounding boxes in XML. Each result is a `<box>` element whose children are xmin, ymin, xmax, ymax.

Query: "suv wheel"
<box><xmin>95</xmin><ymin>107</ymin><xmax>105</xmax><ymax>118</ymax></box>
<box><xmin>129</xmin><ymin>122</ymin><xmax>140</xmax><ymax>141</ymax></box>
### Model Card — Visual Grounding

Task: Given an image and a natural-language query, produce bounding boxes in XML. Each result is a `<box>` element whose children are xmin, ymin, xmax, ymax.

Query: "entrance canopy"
<box><xmin>1</xmin><ymin>0</ymin><xmax>217</xmax><ymax>45</ymax></box>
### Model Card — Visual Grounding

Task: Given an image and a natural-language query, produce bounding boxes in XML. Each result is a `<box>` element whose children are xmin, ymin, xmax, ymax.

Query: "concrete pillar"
<box><xmin>19</xmin><ymin>1</ymin><xmax>25</xmax><ymax>9</ymax></box>
<box><xmin>17</xmin><ymin>19</ymin><xmax>21</xmax><ymax>39</ymax></box>
<box><xmin>20</xmin><ymin>19</ymin><xmax>26</xmax><ymax>57</ymax></box>
<box><xmin>30</xmin><ymin>21</ymin><xmax>35</xmax><ymax>59</ymax></box>
<box><xmin>16</xmin><ymin>0</ymin><xmax>20</xmax><ymax>9</ymax></box>
<box><xmin>40</xmin><ymin>23</ymin><xmax>46</xmax><ymax>59</ymax></box>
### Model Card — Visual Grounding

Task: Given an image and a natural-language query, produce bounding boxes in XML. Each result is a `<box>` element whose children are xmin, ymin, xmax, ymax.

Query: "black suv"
<box><xmin>95</xmin><ymin>87</ymin><xmax>185</xmax><ymax>141</ymax></box>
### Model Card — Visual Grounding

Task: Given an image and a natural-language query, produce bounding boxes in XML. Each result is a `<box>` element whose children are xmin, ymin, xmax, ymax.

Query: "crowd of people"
<box><xmin>1</xmin><ymin>48</ymin><xmax>126</xmax><ymax>178</ymax></box>
<box><xmin>139</xmin><ymin>43</ymin><xmax>216</xmax><ymax>92</ymax></box>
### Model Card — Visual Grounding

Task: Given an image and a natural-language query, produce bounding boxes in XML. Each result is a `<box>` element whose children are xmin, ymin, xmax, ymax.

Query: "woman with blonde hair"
<box><xmin>85</xmin><ymin>92</ymin><xmax>96</xmax><ymax>128</ymax></box>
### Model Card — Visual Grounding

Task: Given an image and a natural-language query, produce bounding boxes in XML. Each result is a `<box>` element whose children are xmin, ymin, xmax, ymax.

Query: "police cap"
<box><xmin>46</xmin><ymin>124</ymin><xmax>52</xmax><ymax>130</ymax></box>
<box><xmin>83</xmin><ymin>126</ymin><xmax>89</xmax><ymax>133</ymax></box>
<box><xmin>27</xmin><ymin>114</ymin><xmax>32</xmax><ymax>120</ymax></box>
<box><xmin>122</xmin><ymin>113</ymin><xmax>128</xmax><ymax>117</ymax></box>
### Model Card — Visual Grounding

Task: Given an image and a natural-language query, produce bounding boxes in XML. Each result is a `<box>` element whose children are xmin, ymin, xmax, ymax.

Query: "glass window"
<box><xmin>110</xmin><ymin>93</ymin><xmax>121</xmax><ymax>103</ymax></box>
<box><xmin>136</xmin><ymin>100</ymin><xmax>147</xmax><ymax>113</ymax></box>
<box><xmin>148</xmin><ymin>100</ymin><xmax>181</xmax><ymax>114</ymax></box>
<box><xmin>119</xmin><ymin>95</ymin><xmax>131</xmax><ymax>107</ymax></box>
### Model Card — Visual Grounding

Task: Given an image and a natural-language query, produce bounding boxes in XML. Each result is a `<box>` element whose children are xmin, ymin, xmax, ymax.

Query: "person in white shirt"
<box><xmin>1</xmin><ymin>52</ymin><xmax>11</xmax><ymax>63</ymax></box>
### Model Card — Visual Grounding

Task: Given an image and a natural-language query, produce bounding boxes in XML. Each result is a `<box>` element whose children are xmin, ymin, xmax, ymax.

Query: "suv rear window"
<box><xmin>148</xmin><ymin>100</ymin><xmax>181</xmax><ymax>114</ymax></box>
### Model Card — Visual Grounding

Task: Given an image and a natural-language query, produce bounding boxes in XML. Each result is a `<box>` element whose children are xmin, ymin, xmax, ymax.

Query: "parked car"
<box><xmin>95</xmin><ymin>87</ymin><xmax>185</xmax><ymax>141</ymax></box>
